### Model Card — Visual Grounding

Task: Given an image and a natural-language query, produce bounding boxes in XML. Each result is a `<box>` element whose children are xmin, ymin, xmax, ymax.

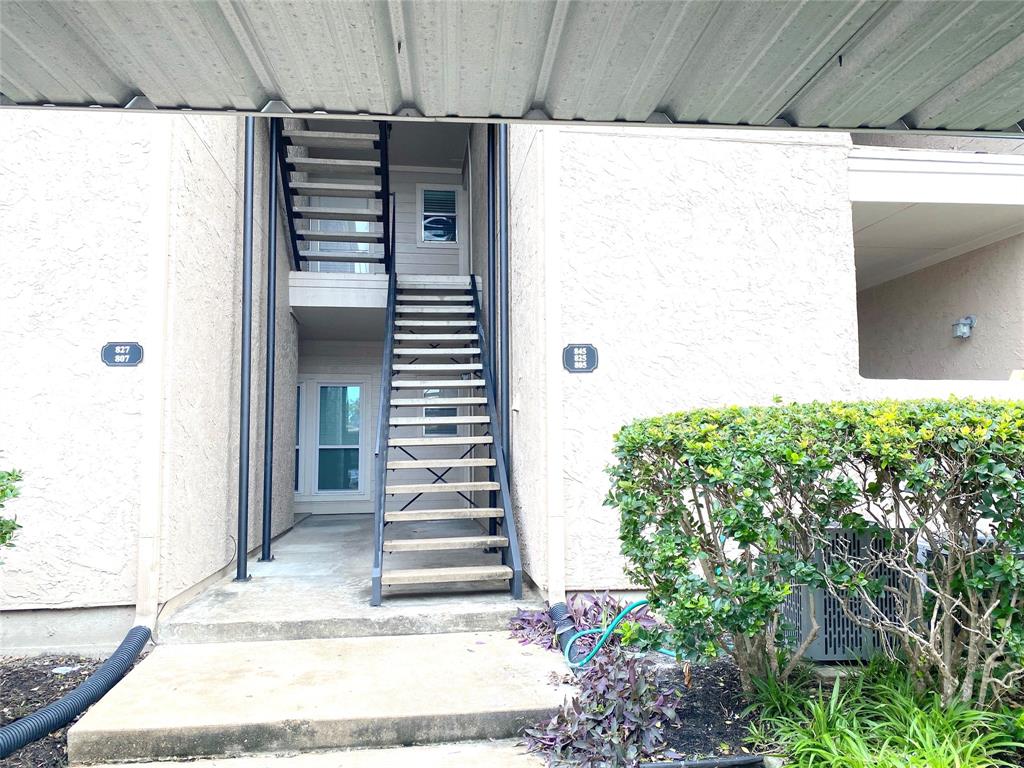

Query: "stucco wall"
<box><xmin>857</xmin><ymin>234</ymin><xmax>1024</xmax><ymax>381</ymax></box>
<box><xmin>0</xmin><ymin>110</ymin><xmax>157</xmax><ymax>610</ymax></box>
<box><xmin>157</xmin><ymin>116</ymin><xmax>298</xmax><ymax>601</ymax></box>
<box><xmin>507</xmin><ymin>125</ymin><xmax>552</xmax><ymax>592</ymax></box>
<box><xmin>0</xmin><ymin>110</ymin><xmax>298</xmax><ymax>623</ymax></box>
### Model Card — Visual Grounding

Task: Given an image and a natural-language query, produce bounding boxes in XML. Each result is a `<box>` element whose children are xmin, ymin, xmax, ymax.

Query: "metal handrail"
<box><xmin>470</xmin><ymin>275</ymin><xmax>523</xmax><ymax>599</ymax></box>
<box><xmin>378</xmin><ymin>121</ymin><xmax>393</xmax><ymax>275</ymax></box>
<box><xmin>272</xmin><ymin>117</ymin><xmax>303</xmax><ymax>271</ymax></box>
<box><xmin>371</xmin><ymin>268</ymin><xmax>398</xmax><ymax>606</ymax></box>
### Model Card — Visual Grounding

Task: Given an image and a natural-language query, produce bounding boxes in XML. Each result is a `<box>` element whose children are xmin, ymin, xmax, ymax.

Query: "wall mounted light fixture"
<box><xmin>952</xmin><ymin>315</ymin><xmax>977</xmax><ymax>339</ymax></box>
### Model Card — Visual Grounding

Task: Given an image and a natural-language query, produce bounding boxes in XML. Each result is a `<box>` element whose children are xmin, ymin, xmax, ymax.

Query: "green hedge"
<box><xmin>607</xmin><ymin>398</ymin><xmax>1024</xmax><ymax>707</ymax></box>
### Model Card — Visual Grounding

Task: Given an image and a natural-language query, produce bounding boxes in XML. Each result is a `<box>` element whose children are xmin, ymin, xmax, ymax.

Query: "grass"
<box><xmin>747</xmin><ymin>659</ymin><xmax>1022</xmax><ymax>768</ymax></box>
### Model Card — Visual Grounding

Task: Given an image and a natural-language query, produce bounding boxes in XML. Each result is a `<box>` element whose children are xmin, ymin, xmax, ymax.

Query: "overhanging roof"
<box><xmin>2</xmin><ymin>0</ymin><xmax>1023</xmax><ymax>134</ymax></box>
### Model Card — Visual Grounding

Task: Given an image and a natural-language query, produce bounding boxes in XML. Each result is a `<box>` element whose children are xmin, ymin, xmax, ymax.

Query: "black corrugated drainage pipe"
<box><xmin>0</xmin><ymin>626</ymin><xmax>150</xmax><ymax>758</ymax></box>
<box><xmin>547</xmin><ymin>605</ymin><xmax>766</xmax><ymax>768</ymax></box>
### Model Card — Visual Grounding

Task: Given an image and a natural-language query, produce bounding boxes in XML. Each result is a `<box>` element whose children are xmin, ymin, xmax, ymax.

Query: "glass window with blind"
<box><xmin>420</xmin><ymin>187</ymin><xmax>458</xmax><ymax>243</ymax></box>
<box><xmin>316</xmin><ymin>384</ymin><xmax>361</xmax><ymax>492</ymax></box>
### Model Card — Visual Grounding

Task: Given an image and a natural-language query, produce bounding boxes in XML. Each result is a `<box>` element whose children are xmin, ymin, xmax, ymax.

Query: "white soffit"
<box><xmin>1</xmin><ymin>0</ymin><xmax>1023</xmax><ymax>134</ymax></box>
<box><xmin>849</xmin><ymin>146</ymin><xmax>1024</xmax><ymax>205</ymax></box>
<box><xmin>853</xmin><ymin>201</ymin><xmax>1024</xmax><ymax>288</ymax></box>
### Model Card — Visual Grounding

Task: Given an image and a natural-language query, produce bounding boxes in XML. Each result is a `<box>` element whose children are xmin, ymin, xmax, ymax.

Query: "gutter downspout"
<box><xmin>134</xmin><ymin>117</ymin><xmax>173</xmax><ymax>629</ymax></box>
<box><xmin>235</xmin><ymin>115</ymin><xmax>256</xmax><ymax>582</ymax></box>
<box><xmin>540</xmin><ymin>126</ymin><xmax>567</xmax><ymax>609</ymax></box>
<box><xmin>486</xmin><ymin>125</ymin><xmax>497</xmax><ymax>386</ymax></box>
<box><xmin>260</xmin><ymin>117</ymin><xmax>278</xmax><ymax>563</ymax></box>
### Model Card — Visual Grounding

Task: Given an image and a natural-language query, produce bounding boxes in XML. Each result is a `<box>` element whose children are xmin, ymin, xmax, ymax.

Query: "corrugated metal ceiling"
<box><xmin>1</xmin><ymin>0</ymin><xmax>1022</xmax><ymax>133</ymax></box>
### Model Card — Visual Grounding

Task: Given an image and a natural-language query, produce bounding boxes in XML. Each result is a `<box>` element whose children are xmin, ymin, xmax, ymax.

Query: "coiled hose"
<box><xmin>0</xmin><ymin>625</ymin><xmax>151</xmax><ymax>758</ymax></box>
<box><xmin>560</xmin><ymin>599</ymin><xmax>677</xmax><ymax>669</ymax></box>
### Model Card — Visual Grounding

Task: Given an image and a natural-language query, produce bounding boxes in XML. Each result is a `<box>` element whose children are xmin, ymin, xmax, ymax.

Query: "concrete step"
<box><xmin>385</xmin><ymin>507</ymin><xmax>504</xmax><ymax>522</ymax></box>
<box><xmin>387</xmin><ymin>457</ymin><xmax>494</xmax><ymax>469</ymax></box>
<box><xmin>92</xmin><ymin>740</ymin><xmax>542</xmax><ymax>768</ymax></box>
<box><xmin>385</xmin><ymin>481</ymin><xmax>499</xmax><ymax>495</ymax></box>
<box><xmin>384</xmin><ymin>535</ymin><xmax>508</xmax><ymax>553</ymax></box>
<box><xmin>387</xmin><ymin>435</ymin><xmax>493</xmax><ymax>447</ymax></box>
<box><xmin>382</xmin><ymin>565</ymin><xmax>513</xmax><ymax>586</ymax></box>
<box><xmin>68</xmin><ymin>633</ymin><xmax>567</xmax><ymax>763</ymax></box>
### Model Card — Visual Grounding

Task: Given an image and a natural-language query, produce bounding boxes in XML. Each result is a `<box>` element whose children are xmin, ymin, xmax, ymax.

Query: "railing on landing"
<box><xmin>271</xmin><ymin>117</ymin><xmax>303</xmax><ymax>272</ymax></box>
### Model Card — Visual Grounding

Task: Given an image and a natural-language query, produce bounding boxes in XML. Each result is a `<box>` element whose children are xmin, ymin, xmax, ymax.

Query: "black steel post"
<box><xmin>236</xmin><ymin>115</ymin><xmax>256</xmax><ymax>582</ymax></box>
<box><xmin>497</xmin><ymin>123</ymin><xmax>511</xmax><ymax>461</ymax></box>
<box><xmin>486</xmin><ymin>125</ymin><xmax>497</xmax><ymax>386</ymax></box>
<box><xmin>260</xmin><ymin>118</ymin><xmax>278</xmax><ymax>563</ymax></box>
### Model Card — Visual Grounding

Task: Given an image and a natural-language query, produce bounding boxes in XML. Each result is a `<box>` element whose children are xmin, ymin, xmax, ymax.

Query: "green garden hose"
<box><xmin>563</xmin><ymin>599</ymin><xmax>678</xmax><ymax>669</ymax></box>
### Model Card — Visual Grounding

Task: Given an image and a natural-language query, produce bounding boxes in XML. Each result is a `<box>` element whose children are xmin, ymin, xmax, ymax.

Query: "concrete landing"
<box><xmin>93</xmin><ymin>740</ymin><xmax>542</xmax><ymax>767</ymax></box>
<box><xmin>68</xmin><ymin>632</ymin><xmax>570</xmax><ymax>764</ymax></box>
<box><xmin>159</xmin><ymin>515</ymin><xmax>543</xmax><ymax>644</ymax></box>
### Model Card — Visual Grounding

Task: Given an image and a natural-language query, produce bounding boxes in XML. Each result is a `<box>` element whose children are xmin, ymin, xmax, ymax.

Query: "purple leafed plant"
<box><xmin>524</xmin><ymin>652</ymin><xmax>680</xmax><ymax>768</ymax></box>
<box><xmin>510</xmin><ymin>592</ymin><xmax>666</xmax><ymax>653</ymax></box>
<box><xmin>509</xmin><ymin>608</ymin><xmax>557</xmax><ymax>650</ymax></box>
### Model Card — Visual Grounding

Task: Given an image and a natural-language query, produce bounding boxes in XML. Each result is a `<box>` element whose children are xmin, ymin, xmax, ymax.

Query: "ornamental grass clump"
<box><xmin>608</xmin><ymin>398</ymin><xmax>1024</xmax><ymax>708</ymax></box>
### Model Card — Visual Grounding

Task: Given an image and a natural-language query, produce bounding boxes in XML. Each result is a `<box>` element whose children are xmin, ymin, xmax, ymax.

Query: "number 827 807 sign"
<box><xmin>101</xmin><ymin>342</ymin><xmax>144</xmax><ymax>367</ymax></box>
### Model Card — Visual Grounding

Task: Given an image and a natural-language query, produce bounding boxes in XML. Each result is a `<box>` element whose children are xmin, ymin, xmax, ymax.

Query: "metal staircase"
<box><xmin>275</xmin><ymin>119</ymin><xmax>393</xmax><ymax>273</ymax></box>
<box><xmin>371</xmin><ymin>274</ymin><xmax>523</xmax><ymax>605</ymax></box>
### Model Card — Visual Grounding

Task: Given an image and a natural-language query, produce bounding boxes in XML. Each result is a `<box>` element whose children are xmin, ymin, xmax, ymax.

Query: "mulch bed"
<box><xmin>0</xmin><ymin>655</ymin><xmax>104</xmax><ymax>768</ymax></box>
<box><xmin>653</xmin><ymin>657</ymin><xmax>758</xmax><ymax>762</ymax></box>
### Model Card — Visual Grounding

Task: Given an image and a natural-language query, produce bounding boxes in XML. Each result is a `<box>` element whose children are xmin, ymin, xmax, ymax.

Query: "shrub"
<box><xmin>0</xmin><ymin>467</ymin><xmax>23</xmax><ymax>554</ymax></box>
<box><xmin>608</xmin><ymin>398</ymin><xmax>1024</xmax><ymax>707</ymax></box>
<box><xmin>524</xmin><ymin>652</ymin><xmax>679</xmax><ymax>767</ymax></box>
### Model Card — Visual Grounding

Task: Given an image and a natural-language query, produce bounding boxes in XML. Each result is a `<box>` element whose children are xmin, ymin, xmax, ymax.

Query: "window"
<box><xmin>295</xmin><ymin>385</ymin><xmax>301</xmax><ymax>492</ymax></box>
<box><xmin>317</xmin><ymin>385</ymin><xmax>361</xmax><ymax>492</ymax></box>
<box><xmin>424</xmin><ymin>388</ymin><xmax>458</xmax><ymax>436</ymax></box>
<box><xmin>419</xmin><ymin>187</ymin><xmax>458</xmax><ymax>244</ymax></box>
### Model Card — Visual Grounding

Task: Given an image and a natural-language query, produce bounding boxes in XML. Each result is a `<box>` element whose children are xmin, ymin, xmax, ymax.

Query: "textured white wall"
<box><xmin>857</xmin><ymin>234</ymin><xmax>1024</xmax><ymax>381</ymax></box>
<box><xmin>0</xmin><ymin>110</ymin><xmax>157</xmax><ymax>609</ymax></box>
<box><xmin>0</xmin><ymin>110</ymin><xmax>298</xmax><ymax>617</ymax></box>
<box><xmin>158</xmin><ymin>116</ymin><xmax>298</xmax><ymax>601</ymax></box>
<box><xmin>507</xmin><ymin>125</ymin><xmax>1024</xmax><ymax>594</ymax></box>
<box><xmin>507</xmin><ymin>125</ymin><xmax>551</xmax><ymax>591</ymax></box>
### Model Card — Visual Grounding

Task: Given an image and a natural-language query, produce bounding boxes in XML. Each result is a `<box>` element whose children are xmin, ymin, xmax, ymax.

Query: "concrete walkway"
<box><xmin>91</xmin><ymin>740</ymin><xmax>542</xmax><ymax>767</ymax></box>
<box><xmin>159</xmin><ymin>515</ymin><xmax>543</xmax><ymax>644</ymax></box>
<box><xmin>68</xmin><ymin>632</ymin><xmax>571</xmax><ymax>764</ymax></box>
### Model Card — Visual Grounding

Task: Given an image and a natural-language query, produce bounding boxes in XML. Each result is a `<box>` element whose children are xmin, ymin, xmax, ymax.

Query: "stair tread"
<box><xmin>283</xmin><ymin>129</ymin><xmax>379</xmax><ymax>144</ymax></box>
<box><xmin>393</xmin><ymin>363</ymin><xmax>483</xmax><ymax>372</ymax></box>
<box><xmin>299</xmin><ymin>252</ymin><xmax>384</xmax><ymax>263</ymax></box>
<box><xmin>397</xmin><ymin>306</ymin><xmax>475</xmax><ymax>314</ymax></box>
<box><xmin>390</xmin><ymin>397</ymin><xmax>487</xmax><ymax>406</ymax></box>
<box><xmin>390</xmin><ymin>379</ymin><xmax>486</xmax><ymax>388</ymax></box>
<box><xmin>293</xmin><ymin>206</ymin><xmax>382</xmax><ymax>221</ymax></box>
<box><xmin>386</xmin><ymin>481</ymin><xmax>500</xmax><ymax>494</ymax></box>
<box><xmin>385</xmin><ymin>507</ymin><xmax>503</xmax><ymax>522</ymax></box>
<box><xmin>287</xmin><ymin>157</ymin><xmax>381</xmax><ymax>169</ymax></box>
<box><xmin>384</xmin><ymin>535</ymin><xmax>509</xmax><ymax>553</ymax></box>
<box><xmin>290</xmin><ymin>181</ymin><xmax>381</xmax><ymax>197</ymax></box>
<box><xmin>387</xmin><ymin>458</ymin><xmax>495</xmax><ymax>469</ymax></box>
<box><xmin>381</xmin><ymin>565</ymin><xmax>513</xmax><ymax>585</ymax></box>
<box><xmin>394</xmin><ymin>333</ymin><xmax>479</xmax><ymax>341</ymax></box>
<box><xmin>397</xmin><ymin>294</ymin><xmax>472</xmax><ymax>301</ymax></box>
<box><xmin>390</xmin><ymin>415</ymin><xmax>489</xmax><ymax>426</ymax></box>
<box><xmin>297</xmin><ymin>231</ymin><xmax>384</xmax><ymax>243</ymax></box>
<box><xmin>388</xmin><ymin>435</ymin><xmax>493</xmax><ymax>447</ymax></box>
<box><xmin>394</xmin><ymin>320</ymin><xmax>477</xmax><ymax>327</ymax></box>
<box><xmin>394</xmin><ymin>348</ymin><xmax>480</xmax><ymax>356</ymax></box>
